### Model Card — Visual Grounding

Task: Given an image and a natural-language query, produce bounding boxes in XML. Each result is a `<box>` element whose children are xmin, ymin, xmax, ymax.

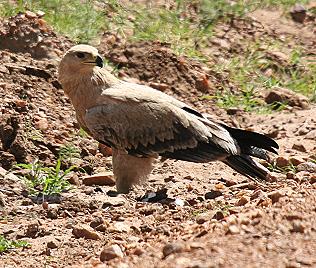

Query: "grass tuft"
<box><xmin>16</xmin><ymin>158</ymin><xmax>74</xmax><ymax>197</ymax></box>
<box><xmin>0</xmin><ymin>235</ymin><xmax>30</xmax><ymax>253</ymax></box>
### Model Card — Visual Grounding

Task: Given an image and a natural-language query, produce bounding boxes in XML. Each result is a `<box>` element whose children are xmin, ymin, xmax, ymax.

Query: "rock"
<box><xmin>47</xmin><ymin>239</ymin><xmax>58</xmax><ymax>249</ymax></box>
<box><xmin>82</xmin><ymin>172</ymin><xmax>115</xmax><ymax>186</ymax></box>
<box><xmin>275</xmin><ymin>156</ymin><xmax>289</xmax><ymax>168</ymax></box>
<box><xmin>100</xmin><ymin>244</ymin><xmax>124</xmax><ymax>262</ymax></box>
<box><xmin>102</xmin><ymin>196</ymin><xmax>126</xmax><ymax>207</ymax></box>
<box><xmin>292</xmin><ymin>143</ymin><xmax>307</xmax><ymax>152</ymax></box>
<box><xmin>162</xmin><ymin>242</ymin><xmax>185</xmax><ymax>258</ymax></box>
<box><xmin>227</xmin><ymin>225</ymin><xmax>240</xmax><ymax>235</ymax></box>
<box><xmin>306</xmin><ymin>130</ymin><xmax>316</xmax><ymax>140</ymax></box>
<box><xmin>98</xmin><ymin>143</ymin><xmax>112</xmax><ymax>156</ymax></box>
<box><xmin>25</xmin><ymin>11</ymin><xmax>37</xmax><ymax>19</ymax></box>
<box><xmin>291</xmin><ymin>221</ymin><xmax>305</xmax><ymax>233</ymax></box>
<box><xmin>264</xmin><ymin>87</ymin><xmax>309</xmax><ymax>109</ymax></box>
<box><xmin>266</xmin><ymin>51</ymin><xmax>290</xmax><ymax>65</ymax></box>
<box><xmin>72</xmin><ymin>224</ymin><xmax>101</xmax><ymax>240</ymax></box>
<box><xmin>25</xmin><ymin>222</ymin><xmax>40</xmax><ymax>238</ymax></box>
<box><xmin>149</xmin><ymin>82</ymin><xmax>169</xmax><ymax>92</ymax></box>
<box><xmin>196</xmin><ymin>211</ymin><xmax>216</xmax><ymax>224</ymax></box>
<box><xmin>268</xmin><ymin>190</ymin><xmax>284</xmax><ymax>204</ymax></box>
<box><xmin>235</xmin><ymin>196</ymin><xmax>250</xmax><ymax>206</ymax></box>
<box><xmin>290</xmin><ymin>4</ymin><xmax>307</xmax><ymax>23</ymax></box>
<box><xmin>34</xmin><ymin>118</ymin><xmax>49</xmax><ymax>131</ymax></box>
<box><xmin>205</xmin><ymin>190</ymin><xmax>222</xmax><ymax>199</ymax></box>
<box><xmin>297</xmin><ymin>162</ymin><xmax>316</xmax><ymax>173</ymax></box>
<box><xmin>289</xmin><ymin>157</ymin><xmax>305</xmax><ymax>166</ymax></box>
<box><xmin>0</xmin><ymin>192</ymin><xmax>6</xmax><ymax>207</ymax></box>
<box><xmin>90</xmin><ymin>216</ymin><xmax>105</xmax><ymax>229</ymax></box>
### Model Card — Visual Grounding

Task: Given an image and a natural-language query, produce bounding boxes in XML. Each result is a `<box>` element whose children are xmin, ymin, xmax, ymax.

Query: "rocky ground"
<box><xmin>0</xmin><ymin>5</ymin><xmax>316</xmax><ymax>268</ymax></box>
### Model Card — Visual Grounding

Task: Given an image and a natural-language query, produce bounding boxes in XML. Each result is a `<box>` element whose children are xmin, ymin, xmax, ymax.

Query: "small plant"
<box><xmin>267</xmin><ymin>162</ymin><xmax>297</xmax><ymax>174</ymax></box>
<box><xmin>0</xmin><ymin>235</ymin><xmax>30</xmax><ymax>253</ymax></box>
<box><xmin>16</xmin><ymin>159</ymin><xmax>74</xmax><ymax>197</ymax></box>
<box><xmin>58</xmin><ymin>143</ymin><xmax>81</xmax><ymax>162</ymax></box>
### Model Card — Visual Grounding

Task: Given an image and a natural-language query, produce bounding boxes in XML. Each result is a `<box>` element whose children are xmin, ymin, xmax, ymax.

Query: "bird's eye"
<box><xmin>75</xmin><ymin>52</ymin><xmax>85</xmax><ymax>59</ymax></box>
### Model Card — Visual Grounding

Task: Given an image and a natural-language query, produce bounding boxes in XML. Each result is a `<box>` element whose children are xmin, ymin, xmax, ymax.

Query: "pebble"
<box><xmin>227</xmin><ymin>225</ymin><xmax>240</xmax><ymax>235</ymax></box>
<box><xmin>72</xmin><ymin>224</ymin><xmax>101</xmax><ymax>240</ymax></box>
<box><xmin>268</xmin><ymin>190</ymin><xmax>284</xmax><ymax>204</ymax></box>
<box><xmin>275</xmin><ymin>156</ymin><xmax>289</xmax><ymax>168</ymax></box>
<box><xmin>82</xmin><ymin>172</ymin><xmax>115</xmax><ymax>186</ymax></box>
<box><xmin>289</xmin><ymin>157</ymin><xmax>305</xmax><ymax>166</ymax></box>
<box><xmin>34</xmin><ymin>118</ymin><xmax>49</xmax><ymax>131</ymax></box>
<box><xmin>100</xmin><ymin>244</ymin><xmax>124</xmax><ymax>262</ymax></box>
<box><xmin>292</xmin><ymin>143</ymin><xmax>307</xmax><ymax>152</ymax></box>
<box><xmin>47</xmin><ymin>239</ymin><xmax>58</xmax><ymax>249</ymax></box>
<box><xmin>290</xmin><ymin>4</ymin><xmax>307</xmax><ymax>23</ymax></box>
<box><xmin>205</xmin><ymin>190</ymin><xmax>222</xmax><ymax>199</ymax></box>
<box><xmin>290</xmin><ymin>221</ymin><xmax>305</xmax><ymax>233</ymax></box>
<box><xmin>162</xmin><ymin>242</ymin><xmax>185</xmax><ymax>257</ymax></box>
<box><xmin>235</xmin><ymin>196</ymin><xmax>250</xmax><ymax>206</ymax></box>
<box><xmin>196</xmin><ymin>211</ymin><xmax>216</xmax><ymax>224</ymax></box>
<box><xmin>297</xmin><ymin>162</ymin><xmax>316</xmax><ymax>173</ymax></box>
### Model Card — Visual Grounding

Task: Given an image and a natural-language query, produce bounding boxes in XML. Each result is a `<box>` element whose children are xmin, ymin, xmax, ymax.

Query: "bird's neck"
<box><xmin>60</xmin><ymin>67</ymin><xmax>120</xmax><ymax>126</ymax></box>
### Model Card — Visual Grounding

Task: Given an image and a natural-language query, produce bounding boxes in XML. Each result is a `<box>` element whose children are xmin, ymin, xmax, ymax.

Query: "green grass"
<box><xmin>58</xmin><ymin>143</ymin><xmax>80</xmax><ymax>162</ymax></box>
<box><xmin>0</xmin><ymin>0</ymin><xmax>106</xmax><ymax>43</ymax></box>
<box><xmin>16</xmin><ymin>159</ymin><xmax>74</xmax><ymax>197</ymax></box>
<box><xmin>0</xmin><ymin>235</ymin><xmax>30</xmax><ymax>253</ymax></box>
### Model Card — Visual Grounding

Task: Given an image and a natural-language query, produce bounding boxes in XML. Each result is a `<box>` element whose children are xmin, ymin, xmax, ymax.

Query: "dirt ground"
<box><xmin>0</xmin><ymin>6</ymin><xmax>316</xmax><ymax>268</ymax></box>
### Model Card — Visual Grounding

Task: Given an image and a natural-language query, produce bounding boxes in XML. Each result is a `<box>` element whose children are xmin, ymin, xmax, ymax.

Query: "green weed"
<box><xmin>58</xmin><ymin>143</ymin><xmax>80</xmax><ymax>162</ymax></box>
<box><xmin>0</xmin><ymin>235</ymin><xmax>30</xmax><ymax>253</ymax></box>
<box><xmin>0</xmin><ymin>0</ymin><xmax>106</xmax><ymax>43</ymax></box>
<box><xmin>16</xmin><ymin>159</ymin><xmax>74</xmax><ymax>197</ymax></box>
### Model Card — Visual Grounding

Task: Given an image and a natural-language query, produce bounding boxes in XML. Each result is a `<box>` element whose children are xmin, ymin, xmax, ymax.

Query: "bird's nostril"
<box><xmin>96</xmin><ymin>55</ymin><xmax>104</xmax><ymax>68</ymax></box>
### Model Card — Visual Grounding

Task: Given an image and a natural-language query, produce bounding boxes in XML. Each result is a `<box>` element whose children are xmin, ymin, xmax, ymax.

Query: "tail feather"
<box><xmin>223</xmin><ymin>154</ymin><xmax>269</xmax><ymax>181</ymax></box>
<box><xmin>221</xmin><ymin>124</ymin><xmax>279</xmax><ymax>155</ymax></box>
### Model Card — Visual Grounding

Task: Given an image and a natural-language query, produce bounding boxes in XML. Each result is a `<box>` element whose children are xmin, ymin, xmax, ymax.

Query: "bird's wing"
<box><xmin>84</xmin><ymin>82</ymin><xmax>239</xmax><ymax>161</ymax></box>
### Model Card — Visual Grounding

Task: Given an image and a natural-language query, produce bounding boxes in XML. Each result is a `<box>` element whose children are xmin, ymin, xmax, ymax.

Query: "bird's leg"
<box><xmin>112</xmin><ymin>149</ymin><xmax>156</xmax><ymax>193</ymax></box>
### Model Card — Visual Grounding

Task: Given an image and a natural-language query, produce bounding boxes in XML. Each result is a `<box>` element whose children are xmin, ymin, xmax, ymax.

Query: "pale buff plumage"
<box><xmin>58</xmin><ymin>45</ymin><xmax>278</xmax><ymax>193</ymax></box>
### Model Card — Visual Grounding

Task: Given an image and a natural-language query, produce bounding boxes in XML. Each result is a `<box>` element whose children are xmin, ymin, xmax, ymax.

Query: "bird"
<box><xmin>58</xmin><ymin>44</ymin><xmax>279</xmax><ymax>193</ymax></box>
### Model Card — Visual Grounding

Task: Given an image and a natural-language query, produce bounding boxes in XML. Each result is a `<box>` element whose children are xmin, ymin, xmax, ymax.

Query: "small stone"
<box><xmin>290</xmin><ymin>221</ymin><xmax>305</xmax><ymax>233</ymax></box>
<box><xmin>47</xmin><ymin>240</ymin><xmax>58</xmax><ymax>249</ymax></box>
<box><xmin>34</xmin><ymin>118</ymin><xmax>49</xmax><ymax>131</ymax></box>
<box><xmin>72</xmin><ymin>224</ymin><xmax>101</xmax><ymax>240</ymax></box>
<box><xmin>98</xmin><ymin>143</ymin><xmax>112</xmax><ymax>156</ymax></box>
<box><xmin>14</xmin><ymin>99</ymin><xmax>27</xmax><ymax>108</ymax></box>
<box><xmin>275</xmin><ymin>156</ymin><xmax>289</xmax><ymax>168</ymax></box>
<box><xmin>289</xmin><ymin>157</ymin><xmax>305</xmax><ymax>166</ymax></box>
<box><xmin>95</xmin><ymin>224</ymin><xmax>108</xmax><ymax>232</ymax></box>
<box><xmin>100</xmin><ymin>244</ymin><xmax>123</xmax><ymax>262</ymax></box>
<box><xmin>196</xmin><ymin>211</ymin><xmax>216</xmax><ymax>224</ymax></box>
<box><xmin>36</xmin><ymin>10</ymin><xmax>45</xmax><ymax>17</ymax></box>
<box><xmin>297</xmin><ymin>162</ymin><xmax>316</xmax><ymax>173</ymax></box>
<box><xmin>162</xmin><ymin>242</ymin><xmax>185</xmax><ymax>257</ymax></box>
<box><xmin>90</xmin><ymin>216</ymin><xmax>104</xmax><ymax>229</ymax></box>
<box><xmin>25</xmin><ymin>10</ymin><xmax>37</xmax><ymax>19</ymax></box>
<box><xmin>235</xmin><ymin>196</ymin><xmax>250</xmax><ymax>206</ymax></box>
<box><xmin>25</xmin><ymin>222</ymin><xmax>39</xmax><ymax>238</ymax></box>
<box><xmin>149</xmin><ymin>82</ymin><xmax>169</xmax><ymax>92</ymax></box>
<box><xmin>227</xmin><ymin>225</ymin><xmax>240</xmax><ymax>235</ymax></box>
<box><xmin>42</xmin><ymin>202</ymin><xmax>49</xmax><ymax>210</ymax></box>
<box><xmin>306</xmin><ymin>130</ymin><xmax>316</xmax><ymax>140</ymax></box>
<box><xmin>132</xmin><ymin>247</ymin><xmax>144</xmax><ymax>256</ymax></box>
<box><xmin>205</xmin><ymin>190</ymin><xmax>222</xmax><ymax>199</ymax></box>
<box><xmin>265</xmin><ymin>87</ymin><xmax>309</xmax><ymax>109</ymax></box>
<box><xmin>290</xmin><ymin>4</ymin><xmax>307</xmax><ymax>23</ymax></box>
<box><xmin>292</xmin><ymin>143</ymin><xmax>307</xmax><ymax>152</ymax></box>
<box><xmin>82</xmin><ymin>172</ymin><xmax>115</xmax><ymax>186</ymax></box>
<box><xmin>268</xmin><ymin>190</ymin><xmax>284</xmax><ymax>204</ymax></box>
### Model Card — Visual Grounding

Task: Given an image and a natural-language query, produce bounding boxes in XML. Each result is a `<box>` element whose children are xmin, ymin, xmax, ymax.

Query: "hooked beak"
<box><xmin>95</xmin><ymin>55</ymin><xmax>103</xmax><ymax>68</ymax></box>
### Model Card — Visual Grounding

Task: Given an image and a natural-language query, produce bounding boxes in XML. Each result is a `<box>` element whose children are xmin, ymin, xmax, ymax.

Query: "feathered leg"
<box><xmin>112</xmin><ymin>149</ymin><xmax>156</xmax><ymax>193</ymax></box>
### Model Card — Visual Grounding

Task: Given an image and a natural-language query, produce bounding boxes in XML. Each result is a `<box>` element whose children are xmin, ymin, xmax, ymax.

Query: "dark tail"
<box><xmin>221</xmin><ymin>125</ymin><xmax>279</xmax><ymax>181</ymax></box>
<box><xmin>223</xmin><ymin>154</ymin><xmax>268</xmax><ymax>181</ymax></box>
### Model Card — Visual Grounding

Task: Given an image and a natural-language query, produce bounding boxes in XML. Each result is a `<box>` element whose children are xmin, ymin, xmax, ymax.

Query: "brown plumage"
<box><xmin>58</xmin><ymin>45</ymin><xmax>279</xmax><ymax>193</ymax></box>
